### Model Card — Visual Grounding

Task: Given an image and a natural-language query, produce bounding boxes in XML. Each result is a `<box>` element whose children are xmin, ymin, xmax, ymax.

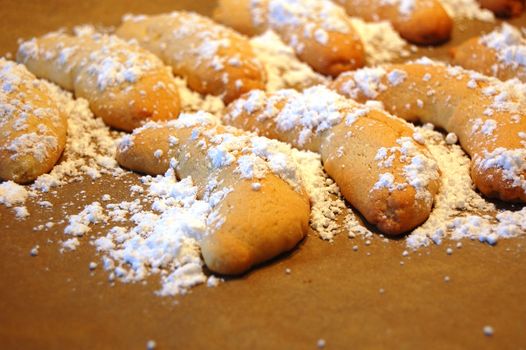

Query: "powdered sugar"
<box><xmin>439</xmin><ymin>0</ymin><xmax>495</xmax><ymax>21</ymax></box>
<box><xmin>0</xmin><ymin>181</ymin><xmax>29</xmax><ymax>207</ymax></box>
<box><xmin>480</xmin><ymin>24</ymin><xmax>526</xmax><ymax>69</ymax></box>
<box><xmin>475</xmin><ymin>148</ymin><xmax>526</xmax><ymax>191</ymax></box>
<box><xmin>257</xmin><ymin>0</ymin><xmax>352</xmax><ymax>34</ymax></box>
<box><xmin>379</xmin><ymin>0</ymin><xmax>416</xmax><ymax>16</ymax></box>
<box><xmin>18</xmin><ymin>31</ymin><xmax>163</xmax><ymax>92</ymax></box>
<box><xmin>406</xmin><ymin>125</ymin><xmax>525</xmax><ymax>248</ymax></box>
<box><xmin>249</xmin><ymin>31</ymin><xmax>328</xmax><ymax>91</ymax></box>
<box><xmin>350</xmin><ymin>18</ymin><xmax>410</xmax><ymax>65</ymax></box>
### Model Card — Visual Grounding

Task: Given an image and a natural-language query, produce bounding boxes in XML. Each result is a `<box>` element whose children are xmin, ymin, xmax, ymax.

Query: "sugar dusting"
<box><xmin>439</xmin><ymin>0</ymin><xmax>495</xmax><ymax>21</ymax></box>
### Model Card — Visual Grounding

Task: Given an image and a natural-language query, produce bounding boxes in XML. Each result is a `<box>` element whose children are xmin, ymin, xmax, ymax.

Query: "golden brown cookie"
<box><xmin>116</xmin><ymin>11</ymin><xmax>266</xmax><ymax>104</ymax></box>
<box><xmin>214</xmin><ymin>0</ymin><xmax>365</xmax><ymax>77</ymax></box>
<box><xmin>451</xmin><ymin>24</ymin><xmax>526</xmax><ymax>82</ymax></box>
<box><xmin>0</xmin><ymin>59</ymin><xmax>67</xmax><ymax>183</ymax></box>
<box><xmin>333</xmin><ymin>0</ymin><xmax>453</xmax><ymax>45</ymax></box>
<box><xmin>17</xmin><ymin>30</ymin><xmax>180</xmax><ymax>132</ymax></box>
<box><xmin>116</xmin><ymin>113</ymin><xmax>310</xmax><ymax>274</ymax></box>
<box><xmin>332</xmin><ymin>61</ymin><xmax>526</xmax><ymax>202</ymax></box>
<box><xmin>225</xmin><ymin>86</ymin><xmax>440</xmax><ymax>235</ymax></box>
<box><xmin>478</xmin><ymin>0</ymin><xmax>524</xmax><ymax>17</ymax></box>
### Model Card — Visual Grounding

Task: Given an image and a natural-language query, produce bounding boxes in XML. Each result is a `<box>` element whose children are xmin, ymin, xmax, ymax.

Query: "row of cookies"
<box><xmin>2</xmin><ymin>5</ymin><xmax>525</xmax><ymax>275</ymax></box>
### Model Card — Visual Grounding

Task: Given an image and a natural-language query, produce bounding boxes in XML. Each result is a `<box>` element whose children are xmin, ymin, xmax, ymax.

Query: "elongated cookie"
<box><xmin>116</xmin><ymin>11</ymin><xmax>266</xmax><ymax>104</ymax></box>
<box><xmin>451</xmin><ymin>24</ymin><xmax>526</xmax><ymax>82</ymax></box>
<box><xmin>116</xmin><ymin>112</ymin><xmax>310</xmax><ymax>275</ymax></box>
<box><xmin>332</xmin><ymin>60</ymin><xmax>526</xmax><ymax>202</ymax></box>
<box><xmin>17</xmin><ymin>30</ymin><xmax>180</xmax><ymax>132</ymax></box>
<box><xmin>225</xmin><ymin>86</ymin><xmax>440</xmax><ymax>235</ymax></box>
<box><xmin>0</xmin><ymin>59</ymin><xmax>67</xmax><ymax>183</ymax></box>
<box><xmin>478</xmin><ymin>0</ymin><xmax>524</xmax><ymax>17</ymax></box>
<box><xmin>214</xmin><ymin>0</ymin><xmax>365</xmax><ymax>77</ymax></box>
<box><xmin>332</xmin><ymin>0</ymin><xmax>453</xmax><ymax>45</ymax></box>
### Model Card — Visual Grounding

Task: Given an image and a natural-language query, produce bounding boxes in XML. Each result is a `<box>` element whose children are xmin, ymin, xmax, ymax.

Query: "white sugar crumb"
<box><xmin>89</xmin><ymin>262</ymin><xmax>98</xmax><ymax>270</ymax></box>
<box><xmin>0</xmin><ymin>181</ymin><xmax>29</xmax><ymax>207</ymax></box>
<box><xmin>146</xmin><ymin>340</ymin><xmax>156</xmax><ymax>350</ymax></box>
<box><xmin>317</xmin><ymin>338</ymin><xmax>326</xmax><ymax>348</ymax></box>
<box><xmin>14</xmin><ymin>206</ymin><xmax>29</xmax><ymax>219</ymax></box>
<box><xmin>483</xmin><ymin>325</ymin><xmax>494</xmax><ymax>336</ymax></box>
<box><xmin>61</xmin><ymin>238</ymin><xmax>80</xmax><ymax>252</ymax></box>
<box><xmin>30</xmin><ymin>245</ymin><xmax>39</xmax><ymax>256</ymax></box>
<box><xmin>445</xmin><ymin>132</ymin><xmax>458</xmax><ymax>145</ymax></box>
<box><xmin>207</xmin><ymin>275</ymin><xmax>222</xmax><ymax>287</ymax></box>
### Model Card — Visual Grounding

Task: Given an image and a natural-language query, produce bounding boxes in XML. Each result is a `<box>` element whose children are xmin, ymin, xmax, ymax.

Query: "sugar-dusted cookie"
<box><xmin>451</xmin><ymin>24</ymin><xmax>526</xmax><ymax>83</ymax></box>
<box><xmin>332</xmin><ymin>0</ymin><xmax>453</xmax><ymax>45</ymax></box>
<box><xmin>17</xmin><ymin>30</ymin><xmax>180</xmax><ymax>132</ymax></box>
<box><xmin>225</xmin><ymin>86</ymin><xmax>440</xmax><ymax>235</ymax></box>
<box><xmin>116</xmin><ymin>11</ymin><xmax>266</xmax><ymax>104</ymax></box>
<box><xmin>214</xmin><ymin>0</ymin><xmax>365</xmax><ymax>77</ymax></box>
<box><xmin>332</xmin><ymin>60</ymin><xmax>526</xmax><ymax>202</ymax></box>
<box><xmin>116</xmin><ymin>113</ymin><xmax>310</xmax><ymax>275</ymax></box>
<box><xmin>0</xmin><ymin>59</ymin><xmax>67</xmax><ymax>183</ymax></box>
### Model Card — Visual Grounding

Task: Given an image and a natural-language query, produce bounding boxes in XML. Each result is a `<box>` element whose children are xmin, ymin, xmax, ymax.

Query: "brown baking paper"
<box><xmin>0</xmin><ymin>1</ymin><xmax>525</xmax><ymax>349</ymax></box>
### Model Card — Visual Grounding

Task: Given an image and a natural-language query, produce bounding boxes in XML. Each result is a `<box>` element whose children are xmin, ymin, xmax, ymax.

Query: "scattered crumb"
<box><xmin>483</xmin><ymin>325</ymin><xmax>494</xmax><ymax>336</ymax></box>
<box><xmin>30</xmin><ymin>245</ymin><xmax>39</xmax><ymax>256</ymax></box>
<box><xmin>146</xmin><ymin>340</ymin><xmax>156</xmax><ymax>350</ymax></box>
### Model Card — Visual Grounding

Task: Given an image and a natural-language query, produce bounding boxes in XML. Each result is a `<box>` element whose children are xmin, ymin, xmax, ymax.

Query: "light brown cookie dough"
<box><xmin>0</xmin><ymin>59</ymin><xmax>67</xmax><ymax>183</ymax></box>
<box><xmin>214</xmin><ymin>0</ymin><xmax>366</xmax><ymax>77</ymax></box>
<box><xmin>451</xmin><ymin>24</ymin><xmax>526</xmax><ymax>83</ymax></box>
<box><xmin>17</xmin><ymin>30</ymin><xmax>181</xmax><ymax>132</ymax></box>
<box><xmin>116</xmin><ymin>113</ymin><xmax>310</xmax><ymax>275</ymax></box>
<box><xmin>116</xmin><ymin>11</ymin><xmax>266</xmax><ymax>104</ymax></box>
<box><xmin>332</xmin><ymin>0</ymin><xmax>453</xmax><ymax>45</ymax></box>
<box><xmin>224</xmin><ymin>86</ymin><xmax>440</xmax><ymax>235</ymax></box>
<box><xmin>332</xmin><ymin>60</ymin><xmax>526</xmax><ymax>202</ymax></box>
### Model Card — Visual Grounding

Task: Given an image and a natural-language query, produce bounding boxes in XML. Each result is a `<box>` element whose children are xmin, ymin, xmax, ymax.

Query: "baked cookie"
<box><xmin>225</xmin><ymin>86</ymin><xmax>440</xmax><ymax>235</ymax></box>
<box><xmin>116</xmin><ymin>112</ymin><xmax>310</xmax><ymax>275</ymax></box>
<box><xmin>332</xmin><ymin>60</ymin><xmax>526</xmax><ymax>202</ymax></box>
<box><xmin>116</xmin><ymin>11</ymin><xmax>266</xmax><ymax>104</ymax></box>
<box><xmin>478</xmin><ymin>0</ymin><xmax>524</xmax><ymax>17</ymax></box>
<box><xmin>17</xmin><ymin>30</ymin><xmax>180</xmax><ymax>132</ymax></box>
<box><xmin>332</xmin><ymin>0</ymin><xmax>453</xmax><ymax>45</ymax></box>
<box><xmin>451</xmin><ymin>24</ymin><xmax>526</xmax><ymax>83</ymax></box>
<box><xmin>214</xmin><ymin>0</ymin><xmax>366</xmax><ymax>77</ymax></box>
<box><xmin>0</xmin><ymin>59</ymin><xmax>67</xmax><ymax>183</ymax></box>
